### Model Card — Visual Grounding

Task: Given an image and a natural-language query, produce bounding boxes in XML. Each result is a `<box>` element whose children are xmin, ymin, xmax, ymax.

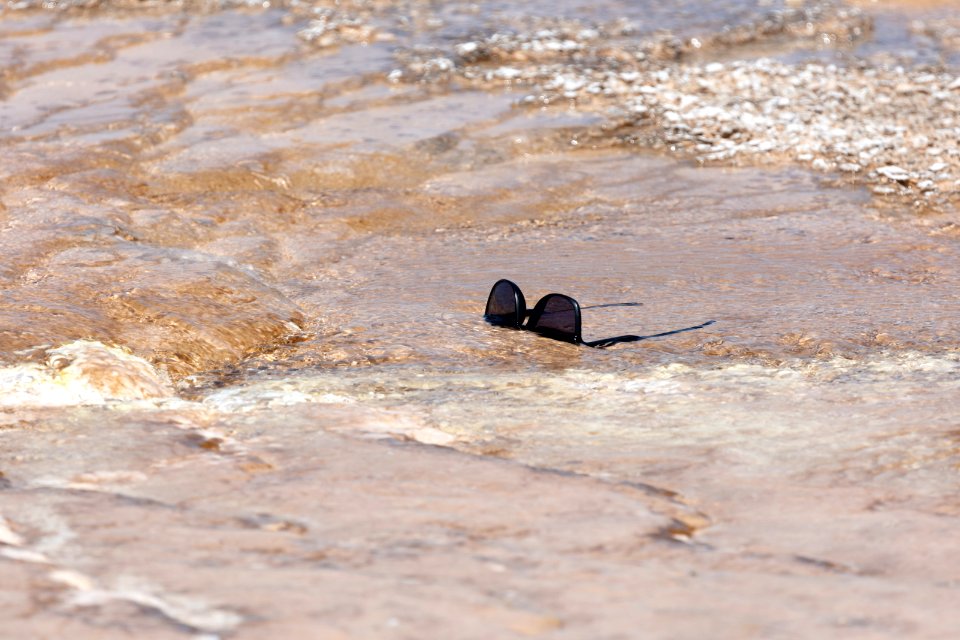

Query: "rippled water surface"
<box><xmin>2</xmin><ymin>0</ymin><xmax>959</xmax><ymax>637</ymax></box>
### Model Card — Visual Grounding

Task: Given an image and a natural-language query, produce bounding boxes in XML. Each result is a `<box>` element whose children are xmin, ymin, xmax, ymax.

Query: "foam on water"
<box><xmin>0</xmin><ymin>341</ymin><xmax>172</xmax><ymax>407</ymax></box>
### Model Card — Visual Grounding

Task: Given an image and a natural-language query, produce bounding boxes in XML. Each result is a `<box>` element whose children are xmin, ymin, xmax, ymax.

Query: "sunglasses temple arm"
<box><xmin>522</xmin><ymin>302</ymin><xmax>641</xmax><ymax>318</ymax></box>
<box><xmin>580</xmin><ymin>302</ymin><xmax>642</xmax><ymax>310</ymax></box>
<box><xmin>584</xmin><ymin>319</ymin><xmax>716</xmax><ymax>349</ymax></box>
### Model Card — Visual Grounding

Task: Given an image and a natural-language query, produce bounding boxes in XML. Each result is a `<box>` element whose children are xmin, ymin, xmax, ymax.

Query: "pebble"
<box><xmin>876</xmin><ymin>166</ymin><xmax>912</xmax><ymax>181</ymax></box>
<box><xmin>494</xmin><ymin>67</ymin><xmax>522</xmax><ymax>80</ymax></box>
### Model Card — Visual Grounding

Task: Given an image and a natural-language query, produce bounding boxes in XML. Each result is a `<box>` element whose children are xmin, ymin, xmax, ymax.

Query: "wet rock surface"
<box><xmin>3</xmin><ymin>397</ymin><xmax>960</xmax><ymax>638</ymax></box>
<box><xmin>1</xmin><ymin>0</ymin><xmax>959</xmax><ymax>637</ymax></box>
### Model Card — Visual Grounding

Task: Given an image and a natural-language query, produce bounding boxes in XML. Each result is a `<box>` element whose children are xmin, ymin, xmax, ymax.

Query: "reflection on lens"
<box><xmin>529</xmin><ymin>294</ymin><xmax>580</xmax><ymax>342</ymax></box>
<box><xmin>484</xmin><ymin>280</ymin><xmax>524</xmax><ymax>328</ymax></box>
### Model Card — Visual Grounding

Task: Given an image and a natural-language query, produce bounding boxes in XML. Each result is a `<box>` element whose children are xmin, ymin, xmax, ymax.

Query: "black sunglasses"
<box><xmin>484</xmin><ymin>279</ymin><xmax>715</xmax><ymax>348</ymax></box>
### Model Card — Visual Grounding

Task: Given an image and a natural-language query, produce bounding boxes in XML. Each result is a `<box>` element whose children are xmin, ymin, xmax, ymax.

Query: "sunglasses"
<box><xmin>484</xmin><ymin>279</ymin><xmax>715</xmax><ymax>348</ymax></box>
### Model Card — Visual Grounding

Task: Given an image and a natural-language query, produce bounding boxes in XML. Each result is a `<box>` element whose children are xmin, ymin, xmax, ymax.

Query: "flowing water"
<box><xmin>1</xmin><ymin>0</ymin><xmax>959</xmax><ymax>637</ymax></box>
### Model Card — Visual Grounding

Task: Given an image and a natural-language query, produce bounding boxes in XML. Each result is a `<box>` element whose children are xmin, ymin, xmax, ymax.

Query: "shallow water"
<box><xmin>1</xmin><ymin>0</ymin><xmax>959</xmax><ymax>637</ymax></box>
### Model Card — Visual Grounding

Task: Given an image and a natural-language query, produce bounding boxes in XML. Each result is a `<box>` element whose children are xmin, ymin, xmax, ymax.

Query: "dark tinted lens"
<box><xmin>529</xmin><ymin>294</ymin><xmax>580</xmax><ymax>341</ymax></box>
<box><xmin>484</xmin><ymin>280</ymin><xmax>523</xmax><ymax>328</ymax></box>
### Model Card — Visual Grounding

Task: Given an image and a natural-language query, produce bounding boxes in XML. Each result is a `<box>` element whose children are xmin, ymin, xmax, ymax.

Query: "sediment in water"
<box><xmin>1</xmin><ymin>2</ymin><xmax>959</xmax><ymax>636</ymax></box>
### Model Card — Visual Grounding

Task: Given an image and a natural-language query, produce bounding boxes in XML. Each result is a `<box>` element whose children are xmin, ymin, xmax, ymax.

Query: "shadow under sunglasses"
<box><xmin>484</xmin><ymin>279</ymin><xmax>715</xmax><ymax>348</ymax></box>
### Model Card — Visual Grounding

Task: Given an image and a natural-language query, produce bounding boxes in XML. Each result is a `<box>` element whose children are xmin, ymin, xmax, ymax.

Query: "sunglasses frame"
<box><xmin>484</xmin><ymin>279</ymin><xmax>715</xmax><ymax>348</ymax></box>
